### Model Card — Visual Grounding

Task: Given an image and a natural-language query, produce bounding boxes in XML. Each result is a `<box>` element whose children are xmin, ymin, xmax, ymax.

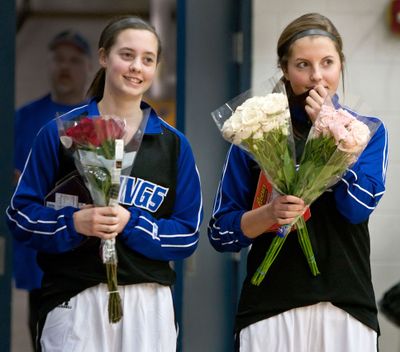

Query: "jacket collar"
<box><xmin>87</xmin><ymin>99</ymin><xmax>162</xmax><ymax>135</ymax></box>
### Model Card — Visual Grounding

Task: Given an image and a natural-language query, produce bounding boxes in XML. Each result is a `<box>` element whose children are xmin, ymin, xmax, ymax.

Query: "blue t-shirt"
<box><xmin>14</xmin><ymin>93</ymin><xmax>87</xmax><ymax>290</ymax></box>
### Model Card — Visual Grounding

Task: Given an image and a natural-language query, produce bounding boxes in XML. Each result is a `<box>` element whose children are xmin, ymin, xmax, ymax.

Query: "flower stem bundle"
<box><xmin>251</xmin><ymin>233</ymin><xmax>288</xmax><ymax>286</ymax></box>
<box><xmin>106</xmin><ymin>262</ymin><xmax>123</xmax><ymax>323</ymax></box>
<box><xmin>296</xmin><ymin>216</ymin><xmax>320</xmax><ymax>276</ymax></box>
<box><xmin>251</xmin><ymin>213</ymin><xmax>319</xmax><ymax>286</ymax></box>
<box><xmin>58</xmin><ymin>115</ymin><xmax>126</xmax><ymax>323</ymax></box>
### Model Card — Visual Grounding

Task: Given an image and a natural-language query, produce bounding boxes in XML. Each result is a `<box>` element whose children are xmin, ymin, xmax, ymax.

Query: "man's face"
<box><xmin>48</xmin><ymin>44</ymin><xmax>91</xmax><ymax>98</ymax></box>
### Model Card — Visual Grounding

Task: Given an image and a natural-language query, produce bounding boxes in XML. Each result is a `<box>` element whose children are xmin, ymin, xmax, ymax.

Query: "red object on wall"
<box><xmin>389</xmin><ymin>0</ymin><xmax>400</xmax><ymax>34</ymax></box>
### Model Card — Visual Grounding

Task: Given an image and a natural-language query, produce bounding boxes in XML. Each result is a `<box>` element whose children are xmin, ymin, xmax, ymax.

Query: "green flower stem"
<box><xmin>296</xmin><ymin>216</ymin><xmax>320</xmax><ymax>276</ymax></box>
<box><xmin>98</xmin><ymin>140</ymin><xmax>115</xmax><ymax>160</ymax></box>
<box><xmin>251</xmin><ymin>234</ymin><xmax>288</xmax><ymax>286</ymax></box>
<box><xmin>246</xmin><ymin>130</ymin><xmax>295</xmax><ymax>194</ymax></box>
<box><xmin>106</xmin><ymin>263</ymin><xmax>123</xmax><ymax>323</ymax></box>
<box><xmin>250</xmin><ymin>215</ymin><xmax>320</xmax><ymax>286</ymax></box>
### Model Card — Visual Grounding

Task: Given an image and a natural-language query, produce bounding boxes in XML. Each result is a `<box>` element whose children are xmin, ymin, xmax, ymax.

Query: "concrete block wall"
<box><xmin>253</xmin><ymin>1</ymin><xmax>400</xmax><ymax>351</ymax></box>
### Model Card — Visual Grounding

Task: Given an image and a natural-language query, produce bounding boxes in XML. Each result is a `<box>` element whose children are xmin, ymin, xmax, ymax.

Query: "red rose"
<box><xmin>65</xmin><ymin>116</ymin><xmax>125</xmax><ymax>151</ymax></box>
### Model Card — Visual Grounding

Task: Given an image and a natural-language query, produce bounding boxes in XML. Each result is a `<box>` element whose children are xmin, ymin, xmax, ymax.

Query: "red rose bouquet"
<box><xmin>57</xmin><ymin>115</ymin><xmax>126</xmax><ymax>323</ymax></box>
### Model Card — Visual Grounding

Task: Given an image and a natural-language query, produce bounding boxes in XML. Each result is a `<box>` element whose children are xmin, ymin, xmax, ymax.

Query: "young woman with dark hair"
<box><xmin>208</xmin><ymin>13</ymin><xmax>388</xmax><ymax>352</ymax></box>
<box><xmin>7</xmin><ymin>16</ymin><xmax>203</xmax><ymax>352</ymax></box>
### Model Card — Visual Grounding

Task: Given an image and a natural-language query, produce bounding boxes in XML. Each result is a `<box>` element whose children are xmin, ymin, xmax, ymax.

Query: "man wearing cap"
<box><xmin>13</xmin><ymin>29</ymin><xmax>92</xmax><ymax>351</ymax></box>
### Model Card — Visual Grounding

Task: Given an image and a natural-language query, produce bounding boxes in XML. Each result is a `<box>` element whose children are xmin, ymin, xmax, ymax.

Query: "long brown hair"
<box><xmin>87</xmin><ymin>15</ymin><xmax>162</xmax><ymax>100</ymax></box>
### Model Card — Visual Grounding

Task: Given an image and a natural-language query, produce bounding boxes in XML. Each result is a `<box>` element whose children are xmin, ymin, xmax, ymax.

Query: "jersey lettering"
<box><xmin>118</xmin><ymin>175</ymin><xmax>169</xmax><ymax>213</ymax></box>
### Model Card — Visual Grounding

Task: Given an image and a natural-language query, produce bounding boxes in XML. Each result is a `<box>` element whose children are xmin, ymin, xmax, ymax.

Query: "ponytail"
<box><xmin>86</xmin><ymin>68</ymin><xmax>105</xmax><ymax>100</ymax></box>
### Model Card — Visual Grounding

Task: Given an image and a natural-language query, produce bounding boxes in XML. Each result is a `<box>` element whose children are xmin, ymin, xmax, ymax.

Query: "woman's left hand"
<box><xmin>73</xmin><ymin>204</ymin><xmax>131</xmax><ymax>239</ymax></box>
<box><xmin>109</xmin><ymin>204</ymin><xmax>131</xmax><ymax>234</ymax></box>
<box><xmin>305</xmin><ymin>85</ymin><xmax>328</xmax><ymax>123</ymax></box>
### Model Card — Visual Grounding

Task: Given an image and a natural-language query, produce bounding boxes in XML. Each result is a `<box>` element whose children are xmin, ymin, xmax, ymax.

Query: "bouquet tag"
<box><xmin>252</xmin><ymin>171</ymin><xmax>311</xmax><ymax>232</ymax></box>
<box><xmin>112</xmin><ymin>139</ymin><xmax>124</xmax><ymax>183</ymax></box>
<box><xmin>115</xmin><ymin>139</ymin><xmax>124</xmax><ymax>161</ymax></box>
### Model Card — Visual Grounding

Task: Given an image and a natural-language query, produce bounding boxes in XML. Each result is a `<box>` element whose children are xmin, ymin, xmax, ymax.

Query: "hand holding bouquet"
<box><xmin>212</xmin><ymin>78</ymin><xmax>318</xmax><ymax>285</ymax></box>
<box><xmin>58</xmin><ymin>115</ymin><xmax>126</xmax><ymax>323</ymax></box>
<box><xmin>212</xmin><ymin>80</ymin><xmax>381</xmax><ymax>286</ymax></box>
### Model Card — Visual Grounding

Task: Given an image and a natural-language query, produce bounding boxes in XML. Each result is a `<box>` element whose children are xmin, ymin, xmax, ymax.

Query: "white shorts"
<box><xmin>239</xmin><ymin>302</ymin><xmax>377</xmax><ymax>352</ymax></box>
<box><xmin>40</xmin><ymin>282</ymin><xmax>177</xmax><ymax>352</ymax></box>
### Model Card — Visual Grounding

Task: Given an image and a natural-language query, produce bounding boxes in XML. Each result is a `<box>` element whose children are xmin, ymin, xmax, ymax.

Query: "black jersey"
<box><xmin>7</xmin><ymin>99</ymin><xmax>203</xmax><ymax>320</ymax></box>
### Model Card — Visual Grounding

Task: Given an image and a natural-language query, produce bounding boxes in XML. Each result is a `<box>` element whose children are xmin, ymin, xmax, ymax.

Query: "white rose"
<box><xmin>232</xmin><ymin>127</ymin><xmax>252</xmax><ymax>144</ymax></box>
<box><xmin>221</xmin><ymin>119</ymin><xmax>233</xmax><ymax>138</ymax></box>
<box><xmin>241</xmin><ymin>108</ymin><xmax>264</xmax><ymax>127</ymax></box>
<box><xmin>260</xmin><ymin>110</ymin><xmax>288</xmax><ymax>133</ymax></box>
<box><xmin>274</xmin><ymin>109</ymin><xmax>290</xmax><ymax>128</ymax></box>
<box><xmin>222</xmin><ymin>92</ymin><xmax>290</xmax><ymax>144</ymax></box>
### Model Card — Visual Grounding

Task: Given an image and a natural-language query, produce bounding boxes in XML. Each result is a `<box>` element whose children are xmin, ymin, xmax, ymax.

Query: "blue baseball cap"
<box><xmin>49</xmin><ymin>30</ymin><xmax>91</xmax><ymax>56</ymax></box>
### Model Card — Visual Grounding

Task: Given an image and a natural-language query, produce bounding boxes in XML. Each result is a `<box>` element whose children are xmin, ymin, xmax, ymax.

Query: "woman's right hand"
<box><xmin>268</xmin><ymin>195</ymin><xmax>306</xmax><ymax>225</ymax></box>
<box><xmin>241</xmin><ymin>195</ymin><xmax>307</xmax><ymax>239</ymax></box>
<box><xmin>73</xmin><ymin>205</ymin><xmax>121</xmax><ymax>240</ymax></box>
<box><xmin>304</xmin><ymin>85</ymin><xmax>328</xmax><ymax>123</ymax></box>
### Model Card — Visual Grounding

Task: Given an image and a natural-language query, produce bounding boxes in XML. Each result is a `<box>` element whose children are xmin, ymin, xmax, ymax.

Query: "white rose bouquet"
<box><xmin>212</xmin><ymin>78</ymin><xmax>319</xmax><ymax>285</ymax></box>
<box><xmin>221</xmin><ymin>93</ymin><xmax>296</xmax><ymax>192</ymax></box>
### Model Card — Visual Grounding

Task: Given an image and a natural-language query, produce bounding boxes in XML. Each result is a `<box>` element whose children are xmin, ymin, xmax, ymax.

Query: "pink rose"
<box><xmin>329</xmin><ymin>122</ymin><xmax>349</xmax><ymax>144</ymax></box>
<box><xmin>339</xmin><ymin>120</ymin><xmax>370</xmax><ymax>153</ymax></box>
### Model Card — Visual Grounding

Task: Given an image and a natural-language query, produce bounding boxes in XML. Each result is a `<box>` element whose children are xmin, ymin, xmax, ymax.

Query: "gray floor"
<box><xmin>12</xmin><ymin>287</ymin><xmax>32</xmax><ymax>352</ymax></box>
